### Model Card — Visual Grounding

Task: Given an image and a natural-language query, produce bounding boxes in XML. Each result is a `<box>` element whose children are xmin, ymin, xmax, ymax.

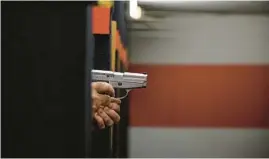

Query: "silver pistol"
<box><xmin>91</xmin><ymin>69</ymin><xmax>148</xmax><ymax>99</ymax></box>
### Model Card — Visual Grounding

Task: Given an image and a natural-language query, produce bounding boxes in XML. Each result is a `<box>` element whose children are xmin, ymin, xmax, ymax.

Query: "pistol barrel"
<box><xmin>91</xmin><ymin>69</ymin><xmax>147</xmax><ymax>89</ymax></box>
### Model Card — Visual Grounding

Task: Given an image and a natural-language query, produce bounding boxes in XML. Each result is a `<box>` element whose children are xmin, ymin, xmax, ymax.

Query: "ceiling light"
<box><xmin>129</xmin><ymin>0</ymin><xmax>143</xmax><ymax>20</ymax></box>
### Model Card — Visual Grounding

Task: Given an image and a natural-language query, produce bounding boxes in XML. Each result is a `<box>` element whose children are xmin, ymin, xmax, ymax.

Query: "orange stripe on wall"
<box><xmin>116</xmin><ymin>30</ymin><xmax>128</xmax><ymax>69</ymax></box>
<box><xmin>92</xmin><ymin>6</ymin><xmax>110</xmax><ymax>34</ymax></box>
<box><xmin>129</xmin><ymin>64</ymin><xmax>269</xmax><ymax>128</ymax></box>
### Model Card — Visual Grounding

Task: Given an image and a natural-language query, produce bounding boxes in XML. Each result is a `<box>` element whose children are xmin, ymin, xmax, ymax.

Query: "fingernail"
<box><xmin>117</xmin><ymin>117</ymin><xmax>121</xmax><ymax>123</ymax></box>
<box><xmin>108</xmin><ymin>121</ymin><xmax>113</xmax><ymax>126</ymax></box>
<box><xmin>99</xmin><ymin>124</ymin><xmax>105</xmax><ymax>129</ymax></box>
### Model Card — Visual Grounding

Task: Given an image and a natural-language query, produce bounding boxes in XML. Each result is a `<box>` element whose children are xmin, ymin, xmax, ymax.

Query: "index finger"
<box><xmin>92</xmin><ymin>82</ymin><xmax>115</xmax><ymax>97</ymax></box>
<box><xmin>111</xmin><ymin>97</ymin><xmax>121</xmax><ymax>104</ymax></box>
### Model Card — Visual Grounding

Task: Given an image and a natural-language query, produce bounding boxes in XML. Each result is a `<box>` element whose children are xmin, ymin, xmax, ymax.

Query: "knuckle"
<box><xmin>92</xmin><ymin>105</ymin><xmax>97</xmax><ymax>110</ymax></box>
<box><xmin>112</xmin><ymin>104</ymin><xmax>120</xmax><ymax>112</ymax></box>
<box><xmin>103</xmin><ymin>115</ymin><xmax>110</xmax><ymax>122</ymax></box>
<box><xmin>104</xmin><ymin>107</ymin><xmax>110</xmax><ymax>112</ymax></box>
<box><xmin>103</xmin><ymin>95</ymin><xmax>111</xmax><ymax>105</ymax></box>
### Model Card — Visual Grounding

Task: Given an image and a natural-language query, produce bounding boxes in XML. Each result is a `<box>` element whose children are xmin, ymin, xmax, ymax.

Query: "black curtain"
<box><xmin>2</xmin><ymin>2</ymin><xmax>93</xmax><ymax>158</ymax></box>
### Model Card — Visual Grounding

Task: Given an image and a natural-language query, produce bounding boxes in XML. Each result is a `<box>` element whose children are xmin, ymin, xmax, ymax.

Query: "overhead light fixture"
<box><xmin>129</xmin><ymin>0</ymin><xmax>142</xmax><ymax>20</ymax></box>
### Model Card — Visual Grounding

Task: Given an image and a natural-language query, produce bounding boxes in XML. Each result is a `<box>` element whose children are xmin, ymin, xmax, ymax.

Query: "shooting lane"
<box><xmin>91</xmin><ymin>0</ymin><xmax>129</xmax><ymax>158</ymax></box>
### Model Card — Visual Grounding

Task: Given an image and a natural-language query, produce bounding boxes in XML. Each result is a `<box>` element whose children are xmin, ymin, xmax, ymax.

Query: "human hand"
<box><xmin>91</xmin><ymin>82</ymin><xmax>121</xmax><ymax>129</ymax></box>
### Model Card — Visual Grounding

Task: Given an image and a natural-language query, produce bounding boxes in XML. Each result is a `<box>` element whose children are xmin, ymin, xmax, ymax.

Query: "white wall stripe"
<box><xmin>129</xmin><ymin>127</ymin><xmax>269</xmax><ymax>158</ymax></box>
<box><xmin>128</xmin><ymin>13</ymin><xmax>269</xmax><ymax>158</ymax></box>
<box><xmin>129</xmin><ymin>14</ymin><xmax>269</xmax><ymax>64</ymax></box>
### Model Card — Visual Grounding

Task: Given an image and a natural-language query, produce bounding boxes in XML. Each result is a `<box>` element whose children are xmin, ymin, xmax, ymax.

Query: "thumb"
<box><xmin>92</xmin><ymin>82</ymin><xmax>115</xmax><ymax>97</ymax></box>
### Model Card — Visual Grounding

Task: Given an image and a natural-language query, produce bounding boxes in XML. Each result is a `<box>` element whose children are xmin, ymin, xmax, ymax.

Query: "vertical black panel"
<box><xmin>112</xmin><ymin>51</ymin><xmax>120</xmax><ymax>158</ymax></box>
<box><xmin>119</xmin><ymin>63</ymin><xmax>130</xmax><ymax>158</ymax></box>
<box><xmin>112</xmin><ymin>1</ymin><xmax>129</xmax><ymax>158</ymax></box>
<box><xmin>91</xmin><ymin>13</ymin><xmax>112</xmax><ymax>159</ymax></box>
<box><xmin>93</xmin><ymin>35</ymin><xmax>111</xmax><ymax>70</ymax></box>
<box><xmin>91</xmin><ymin>35</ymin><xmax>111</xmax><ymax>158</ymax></box>
<box><xmin>2</xmin><ymin>2</ymin><xmax>92</xmax><ymax>158</ymax></box>
<box><xmin>86</xmin><ymin>5</ymin><xmax>94</xmax><ymax>158</ymax></box>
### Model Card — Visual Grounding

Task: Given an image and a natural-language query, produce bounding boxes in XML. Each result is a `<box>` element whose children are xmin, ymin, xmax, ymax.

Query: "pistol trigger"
<box><xmin>118</xmin><ymin>89</ymin><xmax>131</xmax><ymax>100</ymax></box>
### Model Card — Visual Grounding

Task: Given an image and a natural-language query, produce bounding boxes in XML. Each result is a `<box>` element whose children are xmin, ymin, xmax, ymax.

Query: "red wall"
<box><xmin>129</xmin><ymin>64</ymin><xmax>269</xmax><ymax>128</ymax></box>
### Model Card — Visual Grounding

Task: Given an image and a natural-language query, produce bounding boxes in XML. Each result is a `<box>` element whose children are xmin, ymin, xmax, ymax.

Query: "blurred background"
<box><xmin>2</xmin><ymin>1</ymin><xmax>269</xmax><ymax>158</ymax></box>
<box><xmin>127</xmin><ymin>1</ymin><xmax>269</xmax><ymax>158</ymax></box>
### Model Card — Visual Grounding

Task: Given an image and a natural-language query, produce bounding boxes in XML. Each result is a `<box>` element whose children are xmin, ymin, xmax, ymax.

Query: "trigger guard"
<box><xmin>118</xmin><ymin>89</ymin><xmax>131</xmax><ymax>100</ymax></box>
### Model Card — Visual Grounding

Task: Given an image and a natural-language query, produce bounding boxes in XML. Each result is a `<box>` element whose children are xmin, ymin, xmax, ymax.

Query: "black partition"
<box><xmin>2</xmin><ymin>2</ymin><xmax>93</xmax><ymax>158</ymax></box>
<box><xmin>112</xmin><ymin>1</ymin><xmax>129</xmax><ymax>158</ymax></box>
<box><xmin>90</xmin><ymin>34</ymin><xmax>112</xmax><ymax>158</ymax></box>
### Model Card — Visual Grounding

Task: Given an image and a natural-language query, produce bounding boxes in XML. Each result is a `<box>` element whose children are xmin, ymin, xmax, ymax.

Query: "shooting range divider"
<box><xmin>91</xmin><ymin>1</ymin><xmax>129</xmax><ymax>158</ymax></box>
<box><xmin>2</xmin><ymin>1</ymin><xmax>128</xmax><ymax>158</ymax></box>
<box><xmin>2</xmin><ymin>2</ymin><xmax>96</xmax><ymax>157</ymax></box>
